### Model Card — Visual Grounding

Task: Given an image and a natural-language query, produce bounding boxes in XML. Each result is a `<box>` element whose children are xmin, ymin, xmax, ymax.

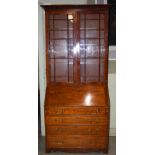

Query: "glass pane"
<box><xmin>55</xmin><ymin>40</ymin><xmax>67</xmax><ymax>46</ymax></box>
<box><xmin>80</xmin><ymin>30</ymin><xmax>85</xmax><ymax>38</ymax></box>
<box><xmin>80</xmin><ymin>45</ymin><xmax>86</xmax><ymax>58</ymax></box>
<box><xmin>48</xmin><ymin>46</ymin><xmax>74</xmax><ymax>59</ymax></box>
<box><xmin>48</xmin><ymin>14</ymin><xmax>74</xmax><ymax>83</ymax></box>
<box><xmin>69</xmin><ymin>31</ymin><xmax>73</xmax><ymax>38</ymax></box>
<box><xmin>69</xmin><ymin>20</ymin><xmax>73</xmax><ymax>30</ymax></box>
<box><xmin>54</xmin><ymin>46</ymin><xmax>67</xmax><ymax>57</ymax></box>
<box><xmin>80</xmin><ymin>14</ymin><xmax>85</xmax><ymax>19</ymax></box>
<box><xmin>86</xmin><ymin>14</ymin><xmax>99</xmax><ymax>19</ymax></box>
<box><xmin>69</xmin><ymin>59</ymin><xmax>73</xmax><ymax>82</ymax></box>
<box><xmin>50</xmin><ymin>59</ymin><xmax>54</xmax><ymax>82</ymax></box>
<box><xmin>48</xmin><ymin>14</ymin><xmax>53</xmax><ymax>20</ymax></box>
<box><xmin>55</xmin><ymin>59</ymin><xmax>68</xmax><ymax>82</ymax></box>
<box><xmin>86</xmin><ymin>39</ymin><xmax>99</xmax><ymax>58</ymax></box>
<box><xmin>54</xmin><ymin>20</ymin><xmax>67</xmax><ymax>30</ymax></box>
<box><xmin>100</xmin><ymin>59</ymin><xmax>104</xmax><ymax>81</ymax></box>
<box><xmin>80</xmin><ymin>58</ymin><xmax>85</xmax><ymax>82</ymax></box>
<box><xmin>49</xmin><ymin>40</ymin><xmax>54</xmax><ymax>51</ymax></box>
<box><xmin>100</xmin><ymin>14</ymin><xmax>104</xmax><ymax>20</ymax></box>
<box><xmin>86</xmin><ymin>20</ymin><xmax>99</xmax><ymax>30</ymax></box>
<box><xmin>86</xmin><ymin>30</ymin><xmax>99</xmax><ymax>38</ymax></box>
<box><xmin>49</xmin><ymin>31</ymin><xmax>53</xmax><ymax>39</ymax></box>
<box><xmin>80</xmin><ymin>13</ymin><xmax>104</xmax><ymax>82</ymax></box>
<box><xmin>100</xmin><ymin>39</ymin><xmax>104</xmax><ymax>46</ymax></box>
<box><xmin>100</xmin><ymin>30</ymin><xmax>104</xmax><ymax>38</ymax></box>
<box><xmin>80</xmin><ymin>39</ymin><xmax>85</xmax><ymax>46</ymax></box>
<box><xmin>54</xmin><ymin>40</ymin><xmax>67</xmax><ymax>57</ymax></box>
<box><xmin>100</xmin><ymin>20</ymin><xmax>104</xmax><ymax>29</ymax></box>
<box><xmin>86</xmin><ymin>59</ymin><xmax>99</xmax><ymax>82</ymax></box>
<box><xmin>80</xmin><ymin>20</ymin><xmax>84</xmax><ymax>29</ymax></box>
<box><xmin>54</xmin><ymin>14</ymin><xmax>67</xmax><ymax>19</ymax></box>
<box><xmin>50</xmin><ymin>58</ymin><xmax>73</xmax><ymax>82</ymax></box>
<box><xmin>52</xmin><ymin>31</ymin><xmax>73</xmax><ymax>39</ymax></box>
<box><xmin>80</xmin><ymin>39</ymin><xmax>85</xmax><ymax>58</ymax></box>
<box><xmin>100</xmin><ymin>39</ymin><xmax>104</xmax><ymax>58</ymax></box>
<box><xmin>100</xmin><ymin>48</ymin><xmax>105</xmax><ymax>58</ymax></box>
<box><xmin>54</xmin><ymin>31</ymin><xmax>67</xmax><ymax>39</ymax></box>
<box><xmin>49</xmin><ymin>20</ymin><xmax>53</xmax><ymax>30</ymax></box>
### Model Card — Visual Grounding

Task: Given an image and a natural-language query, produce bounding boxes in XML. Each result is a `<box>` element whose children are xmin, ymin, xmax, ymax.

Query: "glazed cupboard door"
<box><xmin>79</xmin><ymin>12</ymin><xmax>105</xmax><ymax>83</ymax></box>
<box><xmin>46</xmin><ymin>10</ymin><xmax>108</xmax><ymax>84</ymax></box>
<box><xmin>46</xmin><ymin>12</ymin><xmax>76</xmax><ymax>83</ymax></box>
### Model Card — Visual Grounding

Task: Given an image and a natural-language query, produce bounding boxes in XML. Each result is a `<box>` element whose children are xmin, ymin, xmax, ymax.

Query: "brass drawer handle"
<box><xmin>88</xmin><ymin>128</ymin><xmax>94</xmax><ymax>133</ymax></box>
<box><xmin>97</xmin><ymin>108</ymin><xmax>104</xmax><ymax>113</ymax></box>
<box><xmin>55</xmin><ymin>127</ymin><xmax>58</xmax><ymax>131</ymax></box>
<box><xmin>89</xmin><ymin>141</ymin><xmax>93</xmax><ymax>144</ymax></box>
<box><xmin>54</xmin><ymin>128</ymin><xmax>63</xmax><ymax>132</ymax></box>
<box><xmin>91</xmin><ymin>120</ymin><xmax>98</xmax><ymax>124</ymax></box>
<box><xmin>54</xmin><ymin>118</ymin><xmax>63</xmax><ymax>123</ymax></box>
<box><xmin>56</xmin><ymin>109</ymin><xmax>63</xmax><ymax>114</ymax></box>
<box><xmin>74</xmin><ymin>136</ymin><xmax>79</xmax><ymax>139</ymax></box>
<box><xmin>88</xmin><ymin>128</ymin><xmax>99</xmax><ymax>133</ymax></box>
<box><xmin>55</xmin><ymin>141</ymin><xmax>64</xmax><ymax>145</ymax></box>
<box><xmin>55</xmin><ymin>127</ymin><xmax>60</xmax><ymax>131</ymax></box>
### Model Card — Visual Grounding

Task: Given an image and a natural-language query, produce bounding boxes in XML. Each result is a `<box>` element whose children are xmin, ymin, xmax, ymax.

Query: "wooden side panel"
<box><xmin>103</xmin><ymin>8</ymin><xmax>109</xmax><ymax>84</ymax></box>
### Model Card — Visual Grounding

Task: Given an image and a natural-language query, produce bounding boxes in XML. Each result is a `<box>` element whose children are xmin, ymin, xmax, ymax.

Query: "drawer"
<box><xmin>46</xmin><ymin>116</ymin><xmax>107</xmax><ymax>125</ymax></box>
<box><xmin>45</xmin><ymin>107</ymin><xmax>108</xmax><ymax>115</ymax></box>
<box><xmin>46</xmin><ymin>125</ymin><xmax>107</xmax><ymax>135</ymax></box>
<box><xmin>46</xmin><ymin>135</ymin><xmax>107</xmax><ymax>148</ymax></box>
<box><xmin>45</xmin><ymin>108</ymin><xmax>63</xmax><ymax>115</ymax></box>
<box><xmin>63</xmin><ymin>107</ymin><xmax>107</xmax><ymax>115</ymax></box>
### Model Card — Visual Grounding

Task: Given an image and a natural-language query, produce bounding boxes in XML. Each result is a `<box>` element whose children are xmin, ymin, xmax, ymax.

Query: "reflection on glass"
<box><xmin>68</xmin><ymin>14</ymin><xmax>73</xmax><ymax>23</ymax></box>
<box><xmin>68</xmin><ymin>14</ymin><xmax>73</xmax><ymax>20</ymax></box>
<box><xmin>73</xmin><ymin>43</ymin><xmax>80</xmax><ymax>55</ymax></box>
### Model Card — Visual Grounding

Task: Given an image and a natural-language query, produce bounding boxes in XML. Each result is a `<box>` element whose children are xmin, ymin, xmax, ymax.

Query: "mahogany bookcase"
<box><xmin>42</xmin><ymin>4</ymin><xmax>110</xmax><ymax>153</ymax></box>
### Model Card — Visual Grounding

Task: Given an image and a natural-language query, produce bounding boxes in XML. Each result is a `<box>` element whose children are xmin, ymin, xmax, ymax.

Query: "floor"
<box><xmin>38</xmin><ymin>136</ymin><xmax>116</xmax><ymax>155</ymax></box>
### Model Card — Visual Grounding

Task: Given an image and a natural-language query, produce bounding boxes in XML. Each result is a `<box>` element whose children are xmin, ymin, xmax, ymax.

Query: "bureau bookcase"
<box><xmin>42</xmin><ymin>5</ymin><xmax>110</xmax><ymax>153</ymax></box>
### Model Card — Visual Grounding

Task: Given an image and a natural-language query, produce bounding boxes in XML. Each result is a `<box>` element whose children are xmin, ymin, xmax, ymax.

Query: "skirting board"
<box><xmin>110</xmin><ymin>128</ymin><xmax>116</xmax><ymax>136</ymax></box>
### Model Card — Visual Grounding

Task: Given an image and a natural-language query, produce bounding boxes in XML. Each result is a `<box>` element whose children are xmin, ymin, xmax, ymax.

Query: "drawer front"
<box><xmin>45</xmin><ymin>107</ymin><xmax>108</xmax><ymax>115</ymax></box>
<box><xmin>46</xmin><ymin>116</ymin><xmax>107</xmax><ymax>125</ymax></box>
<box><xmin>63</xmin><ymin>107</ymin><xmax>107</xmax><ymax>115</ymax></box>
<box><xmin>46</xmin><ymin>125</ymin><xmax>107</xmax><ymax>135</ymax></box>
<box><xmin>46</xmin><ymin>135</ymin><xmax>107</xmax><ymax>148</ymax></box>
<box><xmin>45</xmin><ymin>108</ymin><xmax>63</xmax><ymax>115</ymax></box>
